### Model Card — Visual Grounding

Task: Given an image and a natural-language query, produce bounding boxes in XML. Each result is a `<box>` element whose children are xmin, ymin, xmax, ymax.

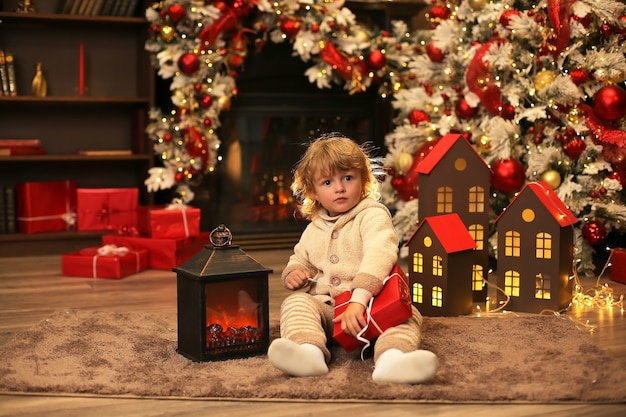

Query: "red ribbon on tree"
<box><xmin>197</xmin><ymin>0</ymin><xmax>255</xmax><ymax>50</ymax></box>
<box><xmin>581</xmin><ymin>103</ymin><xmax>626</xmax><ymax>167</ymax></box>
<box><xmin>547</xmin><ymin>0</ymin><xmax>574</xmax><ymax>56</ymax></box>
<box><xmin>466</xmin><ymin>40</ymin><xmax>504</xmax><ymax>117</ymax></box>
<box><xmin>319</xmin><ymin>40</ymin><xmax>367</xmax><ymax>92</ymax></box>
<box><xmin>184</xmin><ymin>126</ymin><xmax>210</xmax><ymax>171</ymax></box>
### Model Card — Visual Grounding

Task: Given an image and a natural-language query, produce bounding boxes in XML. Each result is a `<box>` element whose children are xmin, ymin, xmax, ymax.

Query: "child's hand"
<box><xmin>284</xmin><ymin>269</ymin><xmax>311</xmax><ymax>290</ymax></box>
<box><xmin>333</xmin><ymin>302</ymin><xmax>367</xmax><ymax>337</ymax></box>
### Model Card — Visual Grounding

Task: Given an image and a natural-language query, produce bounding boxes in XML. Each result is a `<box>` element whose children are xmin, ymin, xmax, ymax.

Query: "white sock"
<box><xmin>372</xmin><ymin>348</ymin><xmax>438</xmax><ymax>384</ymax></box>
<box><xmin>267</xmin><ymin>338</ymin><xmax>328</xmax><ymax>377</ymax></box>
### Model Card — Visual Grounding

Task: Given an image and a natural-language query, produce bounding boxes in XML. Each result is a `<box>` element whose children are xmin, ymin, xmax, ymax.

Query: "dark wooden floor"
<box><xmin>0</xmin><ymin>249</ymin><xmax>625</xmax><ymax>416</ymax></box>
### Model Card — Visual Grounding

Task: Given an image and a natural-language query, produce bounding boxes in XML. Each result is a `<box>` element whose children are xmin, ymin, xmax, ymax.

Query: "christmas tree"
<box><xmin>380</xmin><ymin>0</ymin><xmax>626</xmax><ymax>274</ymax></box>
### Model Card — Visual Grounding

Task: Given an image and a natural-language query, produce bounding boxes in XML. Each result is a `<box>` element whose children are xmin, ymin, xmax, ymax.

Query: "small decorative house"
<box><xmin>416</xmin><ymin>133</ymin><xmax>491</xmax><ymax>302</ymax></box>
<box><xmin>406</xmin><ymin>213</ymin><xmax>476</xmax><ymax>316</ymax></box>
<box><xmin>495</xmin><ymin>182</ymin><xmax>578</xmax><ymax>314</ymax></box>
<box><xmin>174</xmin><ymin>225</ymin><xmax>273</xmax><ymax>361</ymax></box>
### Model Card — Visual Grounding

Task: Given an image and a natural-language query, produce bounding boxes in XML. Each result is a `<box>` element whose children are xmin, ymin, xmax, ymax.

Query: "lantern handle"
<box><xmin>209</xmin><ymin>224</ymin><xmax>232</xmax><ymax>247</ymax></box>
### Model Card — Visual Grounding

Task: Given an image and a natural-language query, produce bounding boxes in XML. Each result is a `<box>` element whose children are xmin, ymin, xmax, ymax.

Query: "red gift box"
<box><xmin>16</xmin><ymin>180</ymin><xmax>77</xmax><ymax>234</ymax></box>
<box><xmin>137</xmin><ymin>203</ymin><xmax>200</xmax><ymax>239</ymax></box>
<box><xmin>61</xmin><ymin>245</ymin><xmax>148</xmax><ymax>279</ymax></box>
<box><xmin>610</xmin><ymin>248</ymin><xmax>626</xmax><ymax>285</ymax></box>
<box><xmin>102</xmin><ymin>232</ymin><xmax>209</xmax><ymax>270</ymax></box>
<box><xmin>76</xmin><ymin>188</ymin><xmax>139</xmax><ymax>232</ymax></box>
<box><xmin>333</xmin><ymin>265</ymin><xmax>412</xmax><ymax>352</ymax></box>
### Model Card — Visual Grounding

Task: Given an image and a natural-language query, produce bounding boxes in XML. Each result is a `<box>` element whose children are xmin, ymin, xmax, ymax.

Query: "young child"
<box><xmin>267</xmin><ymin>132</ymin><xmax>438</xmax><ymax>384</ymax></box>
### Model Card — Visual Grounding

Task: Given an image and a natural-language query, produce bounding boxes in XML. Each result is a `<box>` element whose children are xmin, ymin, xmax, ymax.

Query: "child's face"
<box><xmin>312</xmin><ymin>168</ymin><xmax>363</xmax><ymax>217</ymax></box>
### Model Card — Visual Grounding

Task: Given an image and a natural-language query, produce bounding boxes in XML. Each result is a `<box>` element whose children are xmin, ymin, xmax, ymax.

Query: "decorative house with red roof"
<box><xmin>495</xmin><ymin>181</ymin><xmax>578</xmax><ymax>314</ymax></box>
<box><xmin>406</xmin><ymin>212</ymin><xmax>476</xmax><ymax>316</ymax></box>
<box><xmin>416</xmin><ymin>133</ymin><xmax>491</xmax><ymax>303</ymax></box>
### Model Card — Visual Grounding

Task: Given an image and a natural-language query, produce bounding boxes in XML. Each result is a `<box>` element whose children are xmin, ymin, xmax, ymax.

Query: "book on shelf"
<box><xmin>110</xmin><ymin>0</ymin><xmax>127</xmax><ymax>16</ymax></box>
<box><xmin>61</xmin><ymin>0</ymin><xmax>77</xmax><ymax>14</ymax></box>
<box><xmin>125</xmin><ymin>0</ymin><xmax>140</xmax><ymax>16</ymax></box>
<box><xmin>100</xmin><ymin>0</ymin><xmax>117</xmax><ymax>16</ymax></box>
<box><xmin>5</xmin><ymin>52</ymin><xmax>17</xmax><ymax>96</ymax></box>
<box><xmin>0</xmin><ymin>50</ymin><xmax>10</xmax><ymax>96</ymax></box>
<box><xmin>0</xmin><ymin>139</ymin><xmax>41</xmax><ymax>147</ymax></box>
<box><xmin>0</xmin><ymin>147</ymin><xmax>46</xmax><ymax>156</ymax></box>
<box><xmin>77</xmin><ymin>149</ymin><xmax>133</xmax><ymax>156</ymax></box>
<box><xmin>90</xmin><ymin>0</ymin><xmax>107</xmax><ymax>15</ymax></box>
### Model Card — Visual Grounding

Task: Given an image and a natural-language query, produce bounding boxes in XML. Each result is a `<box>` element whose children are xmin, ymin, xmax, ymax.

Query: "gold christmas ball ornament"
<box><xmin>567</xmin><ymin>106</ymin><xmax>580</xmax><ymax>124</ymax></box>
<box><xmin>541</xmin><ymin>169</ymin><xmax>562</xmax><ymax>189</ymax></box>
<box><xmin>160</xmin><ymin>25</ymin><xmax>176</xmax><ymax>43</ymax></box>
<box><xmin>476</xmin><ymin>135</ymin><xmax>491</xmax><ymax>154</ymax></box>
<box><xmin>468</xmin><ymin>0</ymin><xmax>488</xmax><ymax>11</ymax></box>
<box><xmin>534</xmin><ymin>70</ymin><xmax>557</xmax><ymax>91</ymax></box>
<box><xmin>353</xmin><ymin>30</ymin><xmax>370</xmax><ymax>44</ymax></box>
<box><xmin>395</xmin><ymin>150</ymin><xmax>414</xmax><ymax>176</ymax></box>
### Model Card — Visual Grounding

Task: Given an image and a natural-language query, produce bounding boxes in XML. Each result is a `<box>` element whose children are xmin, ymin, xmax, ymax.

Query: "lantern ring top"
<box><xmin>210</xmin><ymin>224</ymin><xmax>233</xmax><ymax>247</ymax></box>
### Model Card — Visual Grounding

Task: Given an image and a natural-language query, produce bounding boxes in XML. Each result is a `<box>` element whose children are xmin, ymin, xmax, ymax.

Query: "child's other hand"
<box><xmin>333</xmin><ymin>302</ymin><xmax>367</xmax><ymax>337</ymax></box>
<box><xmin>284</xmin><ymin>269</ymin><xmax>311</xmax><ymax>290</ymax></box>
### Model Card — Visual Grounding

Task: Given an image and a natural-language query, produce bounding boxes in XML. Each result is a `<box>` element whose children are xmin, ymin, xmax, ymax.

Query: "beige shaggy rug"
<box><xmin>0</xmin><ymin>309</ymin><xmax>624</xmax><ymax>403</ymax></box>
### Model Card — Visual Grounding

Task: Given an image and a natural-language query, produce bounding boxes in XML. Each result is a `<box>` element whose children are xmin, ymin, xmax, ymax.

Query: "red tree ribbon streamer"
<box><xmin>319</xmin><ymin>40</ymin><xmax>367</xmax><ymax>92</ymax></box>
<box><xmin>466</xmin><ymin>40</ymin><xmax>504</xmax><ymax>117</ymax></box>
<box><xmin>581</xmin><ymin>103</ymin><xmax>626</xmax><ymax>167</ymax></box>
<box><xmin>198</xmin><ymin>9</ymin><xmax>240</xmax><ymax>50</ymax></box>
<box><xmin>185</xmin><ymin>126</ymin><xmax>210</xmax><ymax>171</ymax></box>
<box><xmin>547</xmin><ymin>0</ymin><xmax>574</xmax><ymax>56</ymax></box>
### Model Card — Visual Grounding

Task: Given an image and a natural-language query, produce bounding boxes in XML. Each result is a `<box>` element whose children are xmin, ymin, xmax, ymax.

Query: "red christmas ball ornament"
<box><xmin>455</xmin><ymin>97</ymin><xmax>477</xmax><ymax>119</ymax></box>
<box><xmin>280</xmin><ymin>19</ymin><xmax>301</xmax><ymax>39</ymax></box>
<box><xmin>428</xmin><ymin>5</ymin><xmax>451</xmax><ymax>20</ymax></box>
<box><xmin>178</xmin><ymin>53</ymin><xmax>200</xmax><ymax>75</ymax></box>
<box><xmin>563</xmin><ymin>137</ymin><xmax>586</xmax><ymax>160</ymax></box>
<box><xmin>500</xmin><ymin>104</ymin><xmax>516</xmax><ymax>120</ymax></box>
<box><xmin>167</xmin><ymin>4</ymin><xmax>186</xmax><ymax>22</ymax></box>
<box><xmin>499</xmin><ymin>10</ymin><xmax>521</xmax><ymax>27</ymax></box>
<box><xmin>490</xmin><ymin>158</ymin><xmax>525</xmax><ymax>194</ymax></box>
<box><xmin>199</xmin><ymin>95</ymin><xmax>213</xmax><ymax>108</ymax></box>
<box><xmin>426</xmin><ymin>42</ymin><xmax>445</xmax><ymax>62</ymax></box>
<box><xmin>581</xmin><ymin>220</ymin><xmax>607</xmax><ymax>246</ymax></box>
<box><xmin>592</xmin><ymin>85</ymin><xmax>626</xmax><ymax>122</ymax></box>
<box><xmin>203</xmin><ymin>118</ymin><xmax>212</xmax><ymax>127</ymax></box>
<box><xmin>311</xmin><ymin>23</ymin><xmax>320</xmax><ymax>33</ymax></box>
<box><xmin>569</xmin><ymin>68</ymin><xmax>588</xmax><ymax>85</ymax></box>
<box><xmin>409</xmin><ymin>109</ymin><xmax>430</xmax><ymax>125</ymax></box>
<box><xmin>366</xmin><ymin>50</ymin><xmax>386</xmax><ymax>70</ymax></box>
<box><xmin>163</xmin><ymin>133</ymin><xmax>173</xmax><ymax>143</ymax></box>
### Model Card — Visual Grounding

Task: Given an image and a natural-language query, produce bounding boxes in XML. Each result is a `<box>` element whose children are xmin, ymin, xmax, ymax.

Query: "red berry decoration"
<box><xmin>592</xmin><ymin>85</ymin><xmax>626</xmax><ymax>122</ymax></box>
<box><xmin>490</xmin><ymin>158</ymin><xmax>525</xmax><ymax>194</ymax></box>
<box><xmin>581</xmin><ymin>220</ymin><xmax>607</xmax><ymax>246</ymax></box>
<box><xmin>168</xmin><ymin>4</ymin><xmax>186</xmax><ymax>22</ymax></box>
<box><xmin>563</xmin><ymin>137</ymin><xmax>586</xmax><ymax>160</ymax></box>
<box><xmin>178</xmin><ymin>52</ymin><xmax>200</xmax><ymax>75</ymax></box>
<box><xmin>426</xmin><ymin>42</ymin><xmax>445</xmax><ymax>62</ymax></box>
<box><xmin>569</xmin><ymin>68</ymin><xmax>588</xmax><ymax>85</ymax></box>
<box><xmin>199</xmin><ymin>95</ymin><xmax>213</xmax><ymax>108</ymax></box>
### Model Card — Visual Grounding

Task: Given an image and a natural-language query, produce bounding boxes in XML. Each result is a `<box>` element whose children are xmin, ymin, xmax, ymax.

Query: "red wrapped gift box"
<box><xmin>333</xmin><ymin>265</ymin><xmax>412</xmax><ymax>352</ymax></box>
<box><xmin>610</xmin><ymin>248</ymin><xmax>626</xmax><ymax>285</ymax></box>
<box><xmin>76</xmin><ymin>188</ymin><xmax>139</xmax><ymax>232</ymax></box>
<box><xmin>61</xmin><ymin>245</ymin><xmax>148</xmax><ymax>279</ymax></box>
<box><xmin>16</xmin><ymin>180</ymin><xmax>77</xmax><ymax>234</ymax></box>
<box><xmin>137</xmin><ymin>204</ymin><xmax>200</xmax><ymax>239</ymax></box>
<box><xmin>102</xmin><ymin>232</ymin><xmax>209</xmax><ymax>270</ymax></box>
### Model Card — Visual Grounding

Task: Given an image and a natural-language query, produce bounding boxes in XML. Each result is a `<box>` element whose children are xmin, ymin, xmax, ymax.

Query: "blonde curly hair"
<box><xmin>291</xmin><ymin>132</ymin><xmax>383</xmax><ymax>219</ymax></box>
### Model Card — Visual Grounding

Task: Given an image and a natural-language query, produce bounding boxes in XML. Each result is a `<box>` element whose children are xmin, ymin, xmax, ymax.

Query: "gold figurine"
<box><xmin>31</xmin><ymin>62</ymin><xmax>47</xmax><ymax>97</ymax></box>
<box><xmin>16</xmin><ymin>1</ymin><xmax>37</xmax><ymax>13</ymax></box>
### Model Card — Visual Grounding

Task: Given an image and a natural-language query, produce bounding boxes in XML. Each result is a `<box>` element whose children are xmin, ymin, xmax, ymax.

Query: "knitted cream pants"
<box><xmin>278</xmin><ymin>292</ymin><xmax>424</xmax><ymax>362</ymax></box>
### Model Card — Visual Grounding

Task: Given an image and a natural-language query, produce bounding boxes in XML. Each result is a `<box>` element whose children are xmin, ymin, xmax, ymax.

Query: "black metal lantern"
<box><xmin>174</xmin><ymin>225</ymin><xmax>273</xmax><ymax>361</ymax></box>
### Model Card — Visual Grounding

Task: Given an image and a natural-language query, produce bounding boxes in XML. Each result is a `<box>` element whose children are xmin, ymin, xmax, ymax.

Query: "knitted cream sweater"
<box><xmin>281</xmin><ymin>198</ymin><xmax>399</xmax><ymax>307</ymax></box>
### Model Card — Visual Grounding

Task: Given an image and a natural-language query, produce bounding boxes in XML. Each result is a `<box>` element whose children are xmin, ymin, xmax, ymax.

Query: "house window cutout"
<box><xmin>413</xmin><ymin>283</ymin><xmax>423</xmax><ymax>303</ymax></box>
<box><xmin>536</xmin><ymin>232</ymin><xmax>552</xmax><ymax>259</ymax></box>
<box><xmin>436</xmin><ymin>186</ymin><xmax>453</xmax><ymax>213</ymax></box>
<box><xmin>454</xmin><ymin>157</ymin><xmax>467</xmax><ymax>171</ymax></box>
<box><xmin>472</xmin><ymin>264</ymin><xmax>485</xmax><ymax>291</ymax></box>
<box><xmin>413</xmin><ymin>252</ymin><xmax>424</xmax><ymax>273</ymax></box>
<box><xmin>432</xmin><ymin>255</ymin><xmax>443</xmax><ymax>276</ymax></box>
<box><xmin>504</xmin><ymin>270</ymin><xmax>521</xmax><ymax>297</ymax></box>
<box><xmin>432</xmin><ymin>286</ymin><xmax>443</xmax><ymax>307</ymax></box>
<box><xmin>522</xmin><ymin>208</ymin><xmax>535</xmax><ymax>222</ymax></box>
<box><xmin>469</xmin><ymin>224</ymin><xmax>484</xmax><ymax>250</ymax></box>
<box><xmin>535</xmin><ymin>273</ymin><xmax>551</xmax><ymax>299</ymax></box>
<box><xmin>504</xmin><ymin>230</ymin><xmax>521</xmax><ymax>257</ymax></box>
<box><xmin>468</xmin><ymin>186</ymin><xmax>485</xmax><ymax>213</ymax></box>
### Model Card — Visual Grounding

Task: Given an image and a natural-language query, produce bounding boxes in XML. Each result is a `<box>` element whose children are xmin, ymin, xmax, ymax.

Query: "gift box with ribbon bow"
<box><xmin>137</xmin><ymin>201</ymin><xmax>200</xmax><ymax>239</ymax></box>
<box><xmin>333</xmin><ymin>264</ymin><xmax>413</xmax><ymax>353</ymax></box>
<box><xmin>16</xmin><ymin>180</ymin><xmax>77</xmax><ymax>234</ymax></box>
<box><xmin>61</xmin><ymin>245</ymin><xmax>148</xmax><ymax>279</ymax></box>
<box><xmin>76</xmin><ymin>188</ymin><xmax>139</xmax><ymax>232</ymax></box>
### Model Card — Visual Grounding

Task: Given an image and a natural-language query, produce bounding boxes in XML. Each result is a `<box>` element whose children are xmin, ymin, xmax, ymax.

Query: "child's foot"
<box><xmin>372</xmin><ymin>348</ymin><xmax>438</xmax><ymax>384</ymax></box>
<box><xmin>267</xmin><ymin>338</ymin><xmax>328</xmax><ymax>377</ymax></box>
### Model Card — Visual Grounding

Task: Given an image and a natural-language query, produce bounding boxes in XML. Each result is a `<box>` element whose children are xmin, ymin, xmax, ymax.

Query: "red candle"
<box><xmin>78</xmin><ymin>43</ymin><xmax>85</xmax><ymax>96</ymax></box>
